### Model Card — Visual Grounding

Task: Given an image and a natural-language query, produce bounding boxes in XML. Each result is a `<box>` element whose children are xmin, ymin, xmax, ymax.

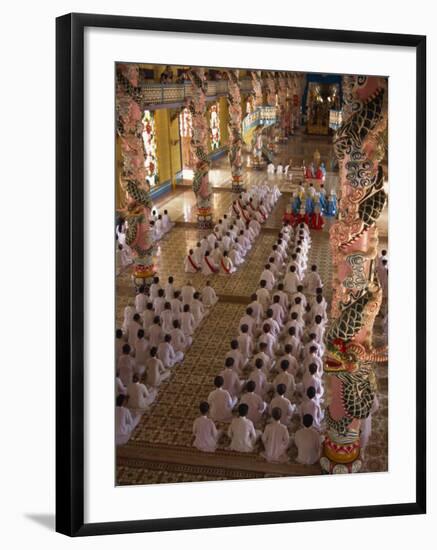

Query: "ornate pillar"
<box><xmin>265</xmin><ymin>72</ymin><xmax>277</xmax><ymax>155</ymax></box>
<box><xmin>321</xmin><ymin>76</ymin><xmax>389</xmax><ymax>474</ymax></box>
<box><xmin>276</xmin><ymin>72</ymin><xmax>288</xmax><ymax>141</ymax></box>
<box><xmin>115</xmin><ymin>64</ymin><xmax>156</xmax><ymax>287</ymax></box>
<box><xmin>250</xmin><ymin>70</ymin><xmax>263</xmax><ymax>164</ymax></box>
<box><xmin>226</xmin><ymin>69</ymin><xmax>245</xmax><ymax>193</ymax></box>
<box><xmin>188</xmin><ymin>68</ymin><xmax>213</xmax><ymax>229</ymax></box>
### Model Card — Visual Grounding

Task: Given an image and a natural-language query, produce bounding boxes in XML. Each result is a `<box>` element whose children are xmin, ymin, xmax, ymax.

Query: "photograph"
<box><xmin>114</xmin><ymin>63</ymin><xmax>389</xmax><ymax>485</ymax></box>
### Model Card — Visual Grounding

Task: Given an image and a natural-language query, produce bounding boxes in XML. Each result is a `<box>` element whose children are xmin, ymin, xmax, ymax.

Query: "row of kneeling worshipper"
<box><xmin>193</xmin><ymin>222</ymin><xmax>328</xmax><ymax>464</ymax></box>
<box><xmin>184</xmin><ymin>182</ymin><xmax>281</xmax><ymax>276</ymax></box>
<box><xmin>115</xmin><ymin>277</ymin><xmax>219</xmax><ymax>445</ymax></box>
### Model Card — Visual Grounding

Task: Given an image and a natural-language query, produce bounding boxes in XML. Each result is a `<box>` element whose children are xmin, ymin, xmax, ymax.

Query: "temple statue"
<box><xmin>226</xmin><ymin>69</ymin><xmax>244</xmax><ymax>193</ymax></box>
<box><xmin>188</xmin><ymin>68</ymin><xmax>213</xmax><ymax>228</ymax></box>
<box><xmin>116</xmin><ymin>64</ymin><xmax>156</xmax><ymax>286</ymax></box>
<box><xmin>321</xmin><ymin>75</ymin><xmax>388</xmax><ymax>474</ymax></box>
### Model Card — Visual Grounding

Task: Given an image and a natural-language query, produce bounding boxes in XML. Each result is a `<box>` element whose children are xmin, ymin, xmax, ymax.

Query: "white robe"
<box><xmin>207</xmin><ymin>388</ymin><xmax>236</xmax><ymax>422</ymax></box>
<box><xmin>269</xmin><ymin>395</ymin><xmax>295</xmax><ymax>425</ymax></box>
<box><xmin>228</xmin><ymin>416</ymin><xmax>260</xmax><ymax>452</ymax></box>
<box><xmin>157</xmin><ymin>341</ymin><xmax>183</xmax><ymax>368</ymax></box>
<box><xmin>127</xmin><ymin>381</ymin><xmax>156</xmax><ymax>409</ymax></box>
<box><xmin>192</xmin><ymin>416</ymin><xmax>220</xmax><ymax>452</ymax></box>
<box><xmin>184</xmin><ymin>254</ymin><xmax>199</xmax><ymax>273</ymax></box>
<box><xmin>261</xmin><ymin>420</ymin><xmax>290</xmax><ymax>462</ymax></box>
<box><xmin>201</xmin><ymin>256</ymin><xmax>218</xmax><ymax>275</ymax></box>
<box><xmin>115</xmin><ymin>406</ymin><xmax>140</xmax><ymax>445</ymax></box>
<box><xmin>239</xmin><ymin>392</ymin><xmax>267</xmax><ymax>424</ymax></box>
<box><xmin>294</xmin><ymin>427</ymin><xmax>321</xmax><ymax>464</ymax></box>
<box><xmin>201</xmin><ymin>286</ymin><xmax>218</xmax><ymax>307</ymax></box>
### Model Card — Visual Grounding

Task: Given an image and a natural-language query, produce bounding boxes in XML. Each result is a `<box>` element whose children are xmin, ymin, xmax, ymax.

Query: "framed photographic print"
<box><xmin>56</xmin><ymin>12</ymin><xmax>426</xmax><ymax>536</ymax></box>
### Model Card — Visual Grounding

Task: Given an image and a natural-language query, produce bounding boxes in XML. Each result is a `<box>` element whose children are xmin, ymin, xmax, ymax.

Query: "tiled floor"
<box><xmin>116</xmin><ymin>133</ymin><xmax>388</xmax><ymax>485</ymax></box>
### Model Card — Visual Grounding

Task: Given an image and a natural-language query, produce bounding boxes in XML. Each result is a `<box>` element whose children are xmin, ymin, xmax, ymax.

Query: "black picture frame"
<box><xmin>56</xmin><ymin>12</ymin><xmax>427</xmax><ymax>537</ymax></box>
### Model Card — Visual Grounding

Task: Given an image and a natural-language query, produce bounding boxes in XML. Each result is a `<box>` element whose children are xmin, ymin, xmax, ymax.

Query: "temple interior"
<box><xmin>115</xmin><ymin>65</ymin><xmax>388</xmax><ymax>485</ymax></box>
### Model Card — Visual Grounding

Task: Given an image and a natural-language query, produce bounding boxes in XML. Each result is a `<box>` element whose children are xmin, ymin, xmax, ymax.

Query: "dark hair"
<box><xmin>255</xmin><ymin>358</ymin><xmax>264</xmax><ymax>369</ymax></box>
<box><xmin>284</xmin><ymin>344</ymin><xmax>293</xmax><ymax>354</ymax></box>
<box><xmin>133</xmin><ymin>313</ymin><xmax>140</xmax><ymax>321</ymax></box>
<box><xmin>214</xmin><ymin>375</ymin><xmax>224</xmax><ymax>388</ymax></box>
<box><xmin>310</xmin><ymin>345</ymin><xmax>317</xmax><ymax>354</ymax></box>
<box><xmin>153</xmin><ymin>316</ymin><xmax>160</xmax><ymax>324</ymax></box>
<box><xmin>225</xmin><ymin>357</ymin><xmax>234</xmax><ymax>367</ymax></box>
<box><xmin>230</xmin><ymin>339</ymin><xmax>239</xmax><ymax>349</ymax></box>
<box><xmin>168</xmin><ymin>276</ymin><xmax>174</xmax><ymax>283</ymax></box>
<box><xmin>303</xmin><ymin>414</ymin><xmax>314</xmax><ymax>428</ymax></box>
<box><xmin>116</xmin><ymin>394</ymin><xmax>125</xmax><ymax>407</ymax></box>
<box><xmin>307</xmin><ymin>386</ymin><xmax>316</xmax><ymax>399</ymax></box>
<box><xmin>164</xmin><ymin>334</ymin><xmax>171</xmax><ymax>342</ymax></box>
<box><xmin>240</xmin><ymin>324</ymin><xmax>249</xmax><ymax>333</ymax></box>
<box><xmin>238</xmin><ymin>403</ymin><xmax>249</xmax><ymax>417</ymax></box>
<box><xmin>183</xmin><ymin>304</ymin><xmax>190</xmax><ymax>312</ymax></box>
<box><xmin>271</xmin><ymin>407</ymin><xmax>282</xmax><ymax>421</ymax></box>
<box><xmin>150</xmin><ymin>347</ymin><xmax>158</xmax><ymax>357</ymax></box>
<box><xmin>276</xmin><ymin>383</ymin><xmax>287</xmax><ymax>396</ymax></box>
<box><xmin>280</xmin><ymin>360</ymin><xmax>290</xmax><ymax>371</ymax></box>
<box><xmin>116</xmin><ymin>329</ymin><xmax>123</xmax><ymax>338</ymax></box>
<box><xmin>260</xmin><ymin>279</ymin><xmax>267</xmax><ymax>287</ymax></box>
<box><xmin>311</xmin><ymin>265</ymin><xmax>317</xmax><ymax>271</ymax></box>
<box><xmin>246</xmin><ymin>380</ymin><xmax>256</xmax><ymax>393</ymax></box>
<box><xmin>309</xmin><ymin>363</ymin><xmax>318</xmax><ymax>375</ymax></box>
<box><xmin>315</xmin><ymin>315</ymin><xmax>322</xmax><ymax>324</ymax></box>
<box><xmin>122</xmin><ymin>344</ymin><xmax>131</xmax><ymax>354</ymax></box>
<box><xmin>137</xmin><ymin>329</ymin><xmax>145</xmax><ymax>339</ymax></box>
<box><xmin>246</xmin><ymin>307</ymin><xmax>253</xmax><ymax>315</ymax></box>
<box><xmin>199</xmin><ymin>401</ymin><xmax>209</xmax><ymax>415</ymax></box>
<box><xmin>297</xmin><ymin>285</ymin><xmax>303</xmax><ymax>292</ymax></box>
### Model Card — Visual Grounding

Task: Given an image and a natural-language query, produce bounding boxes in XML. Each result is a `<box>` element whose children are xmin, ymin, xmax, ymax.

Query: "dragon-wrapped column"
<box><xmin>188</xmin><ymin>68</ymin><xmax>214</xmax><ymax>229</ymax></box>
<box><xmin>116</xmin><ymin>64</ymin><xmax>156</xmax><ymax>287</ymax></box>
<box><xmin>226</xmin><ymin>69</ymin><xmax>244</xmax><ymax>193</ymax></box>
<box><xmin>321</xmin><ymin>75</ymin><xmax>388</xmax><ymax>474</ymax></box>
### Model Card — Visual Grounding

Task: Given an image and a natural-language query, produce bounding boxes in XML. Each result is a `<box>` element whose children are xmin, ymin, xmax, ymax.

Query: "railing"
<box><xmin>140</xmin><ymin>78</ymin><xmax>256</xmax><ymax>106</ymax></box>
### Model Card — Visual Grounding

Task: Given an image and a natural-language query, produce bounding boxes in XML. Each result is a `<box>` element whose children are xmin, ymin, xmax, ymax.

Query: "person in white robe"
<box><xmin>252</xmin><ymin>344</ymin><xmax>274</xmax><ymax>374</ymax></box>
<box><xmin>248</xmin><ymin>218</ymin><xmax>261</xmax><ymax>237</ymax></box>
<box><xmin>259</xmin><ymin>264</ymin><xmax>275</xmax><ymax>291</ymax></box>
<box><xmin>169</xmin><ymin>291</ymin><xmax>183</xmax><ymax>321</ymax></box>
<box><xmin>135</xmin><ymin>286</ymin><xmax>148</xmax><ymax>314</ymax></box>
<box><xmin>117</xmin><ymin>244</ymin><xmax>133</xmax><ymax>270</ymax></box>
<box><xmin>238</xmin><ymin>308</ymin><xmax>256</xmax><ymax>337</ymax></box>
<box><xmin>122</xmin><ymin>303</ymin><xmax>135</xmax><ymax>335</ymax></box>
<box><xmin>153</xmin><ymin>215</ymin><xmax>165</xmax><ymax>241</ymax></box>
<box><xmin>269</xmin><ymin>384</ymin><xmax>296</xmax><ymax>426</ymax></box>
<box><xmin>303</xmin><ymin>334</ymin><xmax>323</xmax><ymax>359</ymax></box>
<box><xmin>190</xmin><ymin>292</ymin><xmax>206</xmax><ymax>328</ymax></box>
<box><xmin>225</xmin><ymin>340</ymin><xmax>245</xmax><ymax>374</ymax></box>
<box><xmin>207</xmin><ymin>376</ymin><xmax>237</xmax><ymax>422</ymax></box>
<box><xmin>294</xmin><ymin>413</ymin><xmax>322</xmax><ymax>464</ymax></box>
<box><xmin>153</xmin><ymin>289</ymin><xmax>166</xmax><ymax>317</ymax></box>
<box><xmin>258</xmin><ymin>324</ymin><xmax>277</xmax><ymax>358</ymax></box>
<box><xmin>360</xmin><ymin>394</ymin><xmax>380</xmax><ymax>458</ymax></box>
<box><xmin>300</xmin><ymin>387</ymin><xmax>323</xmax><ymax>429</ymax></box>
<box><xmin>115</xmin><ymin>329</ymin><xmax>125</xmax><ymax>362</ymax></box>
<box><xmin>270</xmin><ymin>296</ymin><xmax>286</xmax><ymax>327</ymax></box>
<box><xmin>276</xmin><ymin>345</ymin><xmax>299</xmax><ymax>377</ymax></box>
<box><xmin>239</xmin><ymin>380</ymin><xmax>267</xmax><ymax>424</ymax></box>
<box><xmin>303</xmin><ymin>265</ymin><xmax>323</xmax><ymax>295</ymax></box>
<box><xmin>283</xmin><ymin>266</ymin><xmax>300</xmax><ymax>294</ymax></box>
<box><xmin>157</xmin><ymin>334</ymin><xmax>183</xmax><ymax>368</ymax></box>
<box><xmin>160</xmin><ymin>303</ymin><xmax>174</xmax><ymax>335</ymax></box>
<box><xmin>229</xmin><ymin>246</ymin><xmax>243</xmax><ymax>268</ymax></box>
<box><xmin>127</xmin><ymin>374</ymin><xmax>157</xmax><ymax>410</ymax></box>
<box><xmin>184</xmin><ymin>249</ymin><xmax>200</xmax><ymax>273</ymax></box>
<box><xmin>161</xmin><ymin>209</ymin><xmax>174</xmax><ymax>234</ymax></box>
<box><xmin>115</xmin><ymin>373</ymin><xmax>127</xmax><ymax>398</ymax></box>
<box><xmin>164</xmin><ymin>276</ymin><xmax>175</xmax><ymax>300</ymax></box>
<box><xmin>219</xmin><ymin>251</ymin><xmax>236</xmax><ymax>275</ymax></box>
<box><xmin>142</xmin><ymin>302</ymin><xmax>156</xmax><ymax>336</ymax></box>
<box><xmin>149</xmin><ymin>277</ymin><xmax>162</xmax><ymax>302</ymax></box>
<box><xmin>117</xmin><ymin>344</ymin><xmax>135</xmax><ymax>386</ymax></box>
<box><xmin>201</xmin><ymin>281</ymin><xmax>218</xmax><ymax>308</ymax></box>
<box><xmin>302</xmin><ymin>363</ymin><xmax>324</xmax><ymax>400</ymax></box>
<box><xmin>263</xmin><ymin>310</ymin><xmax>281</xmax><ymax>338</ymax></box>
<box><xmin>181</xmin><ymin>281</ymin><xmax>195</xmax><ymax>305</ymax></box>
<box><xmin>192</xmin><ymin>402</ymin><xmax>222</xmax><ymax>452</ymax></box>
<box><xmin>267</xmin><ymin>162</ymin><xmax>275</xmax><ymax>175</ymax></box>
<box><xmin>248</xmin><ymin>358</ymin><xmax>272</xmax><ymax>398</ymax></box>
<box><xmin>170</xmin><ymin>319</ymin><xmax>191</xmax><ymax>351</ymax></box>
<box><xmin>228</xmin><ymin>403</ymin><xmax>261</xmax><ymax>452</ymax></box>
<box><xmin>261</xmin><ymin>407</ymin><xmax>290</xmax><ymax>463</ymax></box>
<box><xmin>220</xmin><ymin>357</ymin><xmax>244</xmax><ymax>399</ymax></box>
<box><xmin>148</xmin><ymin>317</ymin><xmax>163</xmax><ymax>349</ymax></box>
<box><xmin>248</xmin><ymin>294</ymin><xmax>264</xmax><ymax>326</ymax></box>
<box><xmin>237</xmin><ymin>325</ymin><xmax>253</xmax><ymax>363</ymax></box>
<box><xmin>292</xmin><ymin>285</ymin><xmax>308</xmax><ymax>308</ymax></box>
<box><xmin>146</xmin><ymin>347</ymin><xmax>171</xmax><ymax>387</ymax></box>
<box><xmin>180</xmin><ymin>304</ymin><xmax>195</xmax><ymax>337</ymax></box>
<box><xmin>238</xmin><ymin>231</ymin><xmax>251</xmax><ymax>253</ymax></box>
<box><xmin>272</xmin><ymin>360</ymin><xmax>296</xmax><ymax>400</ymax></box>
<box><xmin>134</xmin><ymin>329</ymin><xmax>149</xmax><ymax>376</ymax></box>
<box><xmin>256</xmin><ymin>281</ymin><xmax>271</xmax><ymax>313</ymax></box>
<box><xmin>303</xmin><ymin>347</ymin><xmax>323</xmax><ymax>376</ymax></box>
<box><xmin>115</xmin><ymin>395</ymin><xmax>141</xmax><ymax>446</ymax></box>
<box><xmin>211</xmin><ymin>242</ymin><xmax>222</xmax><ymax>265</ymax></box>
<box><xmin>201</xmin><ymin>251</ymin><xmax>219</xmax><ymax>275</ymax></box>
<box><xmin>274</xmin><ymin>284</ymin><xmax>289</xmax><ymax>311</ymax></box>
<box><xmin>191</xmin><ymin>242</ymin><xmax>202</xmax><ymax>267</ymax></box>
<box><xmin>127</xmin><ymin>313</ymin><xmax>142</xmax><ymax>351</ymax></box>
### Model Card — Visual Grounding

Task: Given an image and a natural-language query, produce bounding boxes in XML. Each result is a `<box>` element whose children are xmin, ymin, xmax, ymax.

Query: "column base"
<box><xmin>196</xmin><ymin>207</ymin><xmax>214</xmax><ymax>230</ymax></box>
<box><xmin>320</xmin><ymin>455</ymin><xmax>363</xmax><ymax>475</ymax></box>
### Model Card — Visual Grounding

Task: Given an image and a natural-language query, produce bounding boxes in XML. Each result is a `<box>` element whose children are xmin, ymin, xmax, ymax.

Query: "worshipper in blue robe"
<box><xmin>292</xmin><ymin>193</ymin><xmax>301</xmax><ymax>215</ymax></box>
<box><xmin>318</xmin><ymin>185</ymin><xmax>328</xmax><ymax>214</ymax></box>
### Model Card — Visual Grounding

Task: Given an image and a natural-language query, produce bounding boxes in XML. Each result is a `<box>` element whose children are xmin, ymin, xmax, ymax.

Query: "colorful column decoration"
<box><xmin>188</xmin><ymin>68</ymin><xmax>213</xmax><ymax>229</ymax></box>
<box><xmin>226</xmin><ymin>69</ymin><xmax>244</xmax><ymax>193</ymax></box>
<box><xmin>321</xmin><ymin>75</ymin><xmax>389</xmax><ymax>474</ymax></box>
<box><xmin>276</xmin><ymin>72</ymin><xmax>288</xmax><ymax>140</ymax></box>
<box><xmin>250</xmin><ymin>70</ymin><xmax>263</xmax><ymax>164</ymax></box>
<box><xmin>265</xmin><ymin>72</ymin><xmax>278</xmax><ymax>155</ymax></box>
<box><xmin>115</xmin><ymin>64</ymin><xmax>156</xmax><ymax>286</ymax></box>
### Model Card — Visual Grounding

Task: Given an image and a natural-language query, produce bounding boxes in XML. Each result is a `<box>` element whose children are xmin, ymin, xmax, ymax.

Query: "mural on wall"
<box><xmin>187</xmin><ymin>68</ymin><xmax>213</xmax><ymax>228</ymax></box>
<box><xmin>321</xmin><ymin>75</ymin><xmax>388</xmax><ymax>474</ymax></box>
<box><xmin>179</xmin><ymin>106</ymin><xmax>195</xmax><ymax>169</ymax></box>
<box><xmin>115</xmin><ymin>64</ymin><xmax>156</xmax><ymax>285</ymax></box>
<box><xmin>226</xmin><ymin>69</ymin><xmax>244</xmax><ymax>193</ymax></box>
